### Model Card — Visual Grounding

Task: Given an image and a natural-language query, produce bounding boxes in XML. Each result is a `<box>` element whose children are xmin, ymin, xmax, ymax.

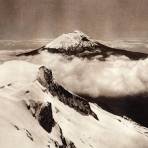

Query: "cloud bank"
<box><xmin>25</xmin><ymin>51</ymin><xmax>148</xmax><ymax>98</ymax></box>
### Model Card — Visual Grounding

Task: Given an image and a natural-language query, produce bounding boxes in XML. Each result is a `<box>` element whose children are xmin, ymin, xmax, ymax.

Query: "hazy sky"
<box><xmin>0</xmin><ymin>0</ymin><xmax>148</xmax><ymax>40</ymax></box>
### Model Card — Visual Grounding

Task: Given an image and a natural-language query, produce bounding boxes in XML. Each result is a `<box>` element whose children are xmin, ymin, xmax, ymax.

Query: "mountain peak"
<box><xmin>45</xmin><ymin>30</ymin><xmax>97</xmax><ymax>50</ymax></box>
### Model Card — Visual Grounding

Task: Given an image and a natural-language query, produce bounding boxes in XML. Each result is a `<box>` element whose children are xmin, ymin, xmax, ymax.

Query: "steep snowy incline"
<box><xmin>0</xmin><ymin>60</ymin><xmax>148</xmax><ymax>148</ymax></box>
<box><xmin>0</xmin><ymin>61</ymin><xmax>76</xmax><ymax>148</ymax></box>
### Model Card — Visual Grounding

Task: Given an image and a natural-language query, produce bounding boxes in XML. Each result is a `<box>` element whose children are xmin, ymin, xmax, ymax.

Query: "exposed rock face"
<box><xmin>25</xmin><ymin>100</ymin><xmax>55</xmax><ymax>133</ymax></box>
<box><xmin>37</xmin><ymin>66</ymin><xmax>98</xmax><ymax>120</ymax></box>
<box><xmin>16</xmin><ymin>46</ymin><xmax>44</xmax><ymax>56</ymax></box>
<box><xmin>38</xmin><ymin>102</ymin><xmax>55</xmax><ymax>133</ymax></box>
<box><xmin>37</xmin><ymin>66</ymin><xmax>53</xmax><ymax>88</ymax></box>
<box><xmin>45</xmin><ymin>31</ymin><xmax>98</xmax><ymax>51</ymax></box>
<box><xmin>25</xmin><ymin>100</ymin><xmax>77</xmax><ymax>148</ymax></box>
<box><xmin>50</xmin><ymin>125</ymin><xmax>76</xmax><ymax>148</ymax></box>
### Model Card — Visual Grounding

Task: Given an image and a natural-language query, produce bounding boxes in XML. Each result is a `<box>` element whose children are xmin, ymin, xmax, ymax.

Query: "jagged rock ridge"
<box><xmin>25</xmin><ymin>97</ymin><xmax>76</xmax><ymax>148</ymax></box>
<box><xmin>37</xmin><ymin>66</ymin><xmax>98</xmax><ymax>120</ymax></box>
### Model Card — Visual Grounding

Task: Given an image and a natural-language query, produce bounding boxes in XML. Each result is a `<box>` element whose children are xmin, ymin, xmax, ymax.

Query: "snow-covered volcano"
<box><xmin>16</xmin><ymin>31</ymin><xmax>148</xmax><ymax>60</ymax></box>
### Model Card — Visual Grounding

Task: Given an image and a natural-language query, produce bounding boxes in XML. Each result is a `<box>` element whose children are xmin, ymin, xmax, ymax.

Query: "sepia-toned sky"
<box><xmin>0</xmin><ymin>0</ymin><xmax>148</xmax><ymax>40</ymax></box>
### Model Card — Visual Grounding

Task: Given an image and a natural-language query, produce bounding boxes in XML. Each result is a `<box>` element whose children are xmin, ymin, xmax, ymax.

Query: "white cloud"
<box><xmin>26</xmin><ymin>51</ymin><xmax>148</xmax><ymax>98</ymax></box>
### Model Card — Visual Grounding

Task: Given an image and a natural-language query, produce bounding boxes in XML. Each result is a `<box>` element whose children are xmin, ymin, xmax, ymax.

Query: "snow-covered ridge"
<box><xmin>37</xmin><ymin>66</ymin><xmax>98</xmax><ymax>120</ymax></box>
<box><xmin>45</xmin><ymin>30</ymin><xmax>98</xmax><ymax>50</ymax></box>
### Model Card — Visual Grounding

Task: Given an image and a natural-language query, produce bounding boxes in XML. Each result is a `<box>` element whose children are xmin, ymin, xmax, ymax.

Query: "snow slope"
<box><xmin>45</xmin><ymin>30</ymin><xmax>98</xmax><ymax>50</ymax></box>
<box><xmin>0</xmin><ymin>60</ymin><xmax>148</xmax><ymax>148</ymax></box>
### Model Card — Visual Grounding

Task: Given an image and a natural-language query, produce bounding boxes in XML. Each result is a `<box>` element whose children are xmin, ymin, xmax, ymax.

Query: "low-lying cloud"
<box><xmin>27</xmin><ymin>51</ymin><xmax>148</xmax><ymax>98</ymax></box>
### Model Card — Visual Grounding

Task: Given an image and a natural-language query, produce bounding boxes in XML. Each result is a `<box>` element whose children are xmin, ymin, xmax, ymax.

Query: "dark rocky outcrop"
<box><xmin>49</xmin><ymin>125</ymin><xmax>77</xmax><ymax>148</ymax></box>
<box><xmin>25</xmin><ymin>100</ymin><xmax>55</xmax><ymax>133</ymax></box>
<box><xmin>25</xmin><ymin>99</ymin><xmax>76</xmax><ymax>147</ymax></box>
<box><xmin>37</xmin><ymin>66</ymin><xmax>98</xmax><ymax>120</ymax></box>
<box><xmin>16</xmin><ymin>46</ymin><xmax>44</xmax><ymax>56</ymax></box>
<box><xmin>46</xmin><ymin>42</ymin><xmax>148</xmax><ymax>60</ymax></box>
<box><xmin>25</xmin><ymin>129</ymin><xmax>34</xmax><ymax>141</ymax></box>
<box><xmin>57</xmin><ymin>127</ymin><xmax>76</xmax><ymax>148</ymax></box>
<box><xmin>38</xmin><ymin>102</ymin><xmax>55</xmax><ymax>133</ymax></box>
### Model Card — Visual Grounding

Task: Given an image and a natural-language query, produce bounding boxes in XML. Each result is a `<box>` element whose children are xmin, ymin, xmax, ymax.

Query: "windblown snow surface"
<box><xmin>0</xmin><ymin>31</ymin><xmax>148</xmax><ymax>148</ymax></box>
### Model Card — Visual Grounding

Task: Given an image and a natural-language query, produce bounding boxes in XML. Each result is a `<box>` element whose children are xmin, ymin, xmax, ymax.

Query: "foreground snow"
<box><xmin>0</xmin><ymin>60</ymin><xmax>148</xmax><ymax>148</ymax></box>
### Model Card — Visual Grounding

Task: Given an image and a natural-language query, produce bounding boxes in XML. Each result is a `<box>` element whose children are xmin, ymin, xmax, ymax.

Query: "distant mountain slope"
<box><xmin>17</xmin><ymin>31</ymin><xmax>148</xmax><ymax>60</ymax></box>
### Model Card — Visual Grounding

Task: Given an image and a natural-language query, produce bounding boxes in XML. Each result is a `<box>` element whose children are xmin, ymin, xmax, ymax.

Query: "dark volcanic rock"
<box><xmin>25</xmin><ymin>99</ymin><xmax>76</xmax><ymax>147</ymax></box>
<box><xmin>38</xmin><ymin>102</ymin><xmax>55</xmax><ymax>133</ymax></box>
<box><xmin>16</xmin><ymin>46</ymin><xmax>45</xmax><ymax>56</ymax></box>
<box><xmin>37</xmin><ymin>66</ymin><xmax>98</xmax><ymax>120</ymax></box>
<box><xmin>46</xmin><ymin>42</ymin><xmax>148</xmax><ymax>60</ymax></box>
<box><xmin>58</xmin><ymin>127</ymin><xmax>76</xmax><ymax>148</ymax></box>
<box><xmin>50</xmin><ymin>125</ymin><xmax>77</xmax><ymax>148</ymax></box>
<box><xmin>25</xmin><ymin>100</ymin><xmax>55</xmax><ymax>133</ymax></box>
